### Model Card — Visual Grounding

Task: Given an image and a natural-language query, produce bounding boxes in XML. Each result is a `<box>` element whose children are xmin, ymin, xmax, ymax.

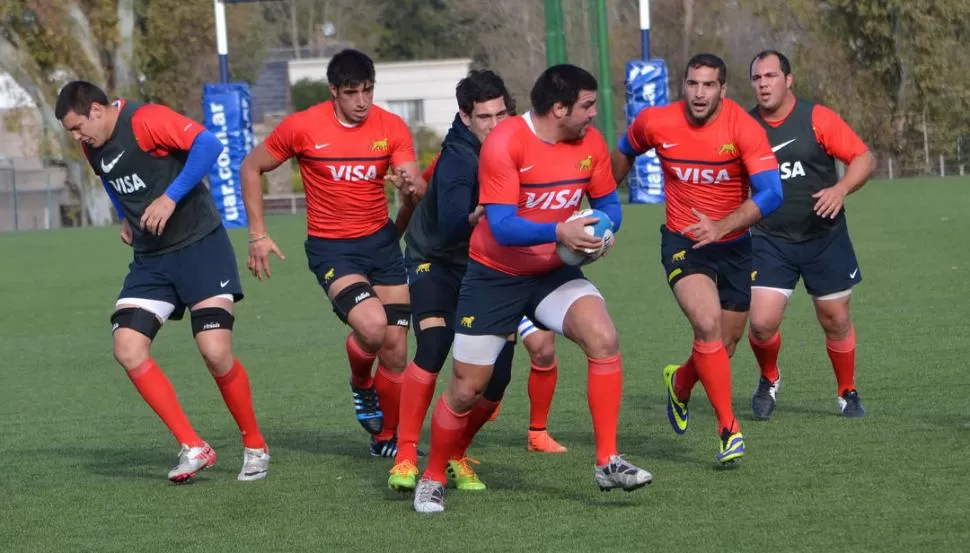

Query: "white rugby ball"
<box><xmin>556</xmin><ymin>208</ymin><xmax>615</xmax><ymax>266</ymax></box>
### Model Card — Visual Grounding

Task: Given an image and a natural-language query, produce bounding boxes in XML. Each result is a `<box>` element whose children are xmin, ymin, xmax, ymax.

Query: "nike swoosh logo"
<box><xmin>662</xmin><ymin>142</ymin><xmax>678</xmax><ymax>149</ymax></box>
<box><xmin>220</xmin><ymin>280</ymin><xmax>230</xmax><ymax>288</ymax></box>
<box><xmin>183</xmin><ymin>123</ymin><xmax>194</xmax><ymax>132</ymax></box>
<box><xmin>314</xmin><ymin>143</ymin><xmax>329</xmax><ymax>149</ymax></box>
<box><xmin>771</xmin><ymin>138</ymin><xmax>797</xmax><ymax>152</ymax></box>
<box><xmin>520</xmin><ymin>165</ymin><xmax>535</xmax><ymax>173</ymax></box>
<box><xmin>244</xmin><ymin>470</ymin><xmax>267</xmax><ymax>477</ymax></box>
<box><xmin>849</xmin><ymin>269</ymin><xmax>858</xmax><ymax>278</ymax></box>
<box><xmin>100</xmin><ymin>151</ymin><xmax>125</xmax><ymax>173</ymax></box>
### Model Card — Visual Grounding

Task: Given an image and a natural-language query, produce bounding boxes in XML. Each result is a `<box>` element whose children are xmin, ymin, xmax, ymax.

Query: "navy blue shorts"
<box><xmin>660</xmin><ymin>225</ymin><xmax>752</xmax><ymax>312</ymax></box>
<box><xmin>752</xmin><ymin>225</ymin><xmax>861</xmax><ymax>297</ymax></box>
<box><xmin>405</xmin><ymin>248</ymin><xmax>466</xmax><ymax>327</ymax></box>
<box><xmin>305</xmin><ymin>220</ymin><xmax>407</xmax><ymax>294</ymax></box>
<box><xmin>455</xmin><ymin>260</ymin><xmax>585</xmax><ymax>336</ymax></box>
<box><xmin>117</xmin><ymin>226</ymin><xmax>243</xmax><ymax>321</ymax></box>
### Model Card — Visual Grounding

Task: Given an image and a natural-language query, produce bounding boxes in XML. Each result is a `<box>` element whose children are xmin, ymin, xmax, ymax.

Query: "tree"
<box><xmin>290</xmin><ymin>78</ymin><xmax>330</xmax><ymax>111</ymax></box>
<box><xmin>374</xmin><ymin>0</ymin><xmax>472</xmax><ymax>61</ymax></box>
<box><xmin>0</xmin><ymin>0</ymin><xmax>138</xmax><ymax>225</ymax></box>
<box><xmin>0</xmin><ymin>0</ymin><xmax>269</xmax><ymax>226</ymax></box>
<box><xmin>750</xmin><ymin>0</ymin><xmax>970</xmax><ymax>165</ymax></box>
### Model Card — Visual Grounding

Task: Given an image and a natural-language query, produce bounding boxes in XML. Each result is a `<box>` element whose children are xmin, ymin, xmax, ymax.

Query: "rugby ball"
<box><xmin>556</xmin><ymin>208</ymin><xmax>615</xmax><ymax>266</ymax></box>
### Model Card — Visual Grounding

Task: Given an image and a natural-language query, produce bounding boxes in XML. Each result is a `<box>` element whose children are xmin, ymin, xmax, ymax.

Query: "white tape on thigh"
<box><xmin>814</xmin><ymin>289</ymin><xmax>852</xmax><ymax>301</ymax></box>
<box><xmin>751</xmin><ymin>286</ymin><xmax>794</xmax><ymax>300</ymax></box>
<box><xmin>115</xmin><ymin>297</ymin><xmax>176</xmax><ymax>323</ymax></box>
<box><xmin>534</xmin><ymin>279</ymin><xmax>603</xmax><ymax>335</ymax></box>
<box><xmin>452</xmin><ymin>333</ymin><xmax>508</xmax><ymax>365</ymax></box>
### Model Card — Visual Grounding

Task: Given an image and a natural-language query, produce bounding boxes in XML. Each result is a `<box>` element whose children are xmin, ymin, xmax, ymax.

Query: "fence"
<box><xmin>1</xmin><ymin>155</ymin><xmax>968</xmax><ymax>233</ymax></box>
<box><xmin>0</xmin><ymin>163</ymin><xmax>73</xmax><ymax>232</ymax></box>
<box><xmin>872</xmin><ymin>155</ymin><xmax>968</xmax><ymax>181</ymax></box>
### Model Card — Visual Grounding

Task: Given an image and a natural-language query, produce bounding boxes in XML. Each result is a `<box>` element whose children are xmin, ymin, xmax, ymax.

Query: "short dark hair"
<box><xmin>326</xmin><ymin>49</ymin><xmax>376</xmax><ymax>88</ymax></box>
<box><xmin>55</xmin><ymin>81</ymin><xmax>109</xmax><ymax>120</ymax></box>
<box><xmin>750</xmin><ymin>50</ymin><xmax>792</xmax><ymax>77</ymax></box>
<box><xmin>684</xmin><ymin>53</ymin><xmax>727</xmax><ymax>85</ymax></box>
<box><xmin>456</xmin><ymin>70</ymin><xmax>513</xmax><ymax>115</ymax></box>
<box><xmin>530</xmin><ymin>64</ymin><xmax>598</xmax><ymax>116</ymax></box>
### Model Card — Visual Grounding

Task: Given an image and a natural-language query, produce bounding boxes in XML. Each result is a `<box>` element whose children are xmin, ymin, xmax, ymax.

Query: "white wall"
<box><xmin>287</xmin><ymin>58</ymin><xmax>471</xmax><ymax>138</ymax></box>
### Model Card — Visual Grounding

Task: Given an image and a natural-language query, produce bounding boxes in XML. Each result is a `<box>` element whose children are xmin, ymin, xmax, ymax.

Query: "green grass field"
<box><xmin>2</xmin><ymin>177</ymin><xmax>969</xmax><ymax>553</ymax></box>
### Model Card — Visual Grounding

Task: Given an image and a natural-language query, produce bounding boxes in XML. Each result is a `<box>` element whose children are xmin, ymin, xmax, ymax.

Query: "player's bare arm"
<box><xmin>388</xmin><ymin>162</ymin><xmax>426</xmax><ymax>235</ymax></box>
<box><xmin>684</xmin><ymin>201</ymin><xmax>764</xmax><ymax>248</ymax></box>
<box><xmin>610</xmin><ymin>148</ymin><xmax>636</xmax><ymax>184</ymax></box>
<box><xmin>685</xmin><ymin>162</ymin><xmax>784</xmax><ymax>248</ymax></box>
<box><xmin>120</xmin><ymin>219</ymin><xmax>133</xmax><ymax>245</ymax></box>
<box><xmin>813</xmin><ymin>150</ymin><xmax>875</xmax><ymax>219</ymax></box>
<box><xmin>240</xmin><ymin>143</ymin><xmax>287</xmax><ymax>280</ymax></box>
<box><xmin>468</xmin><ymin>205</ymin><xmax>485</xmax><ymax>227</ymax></box>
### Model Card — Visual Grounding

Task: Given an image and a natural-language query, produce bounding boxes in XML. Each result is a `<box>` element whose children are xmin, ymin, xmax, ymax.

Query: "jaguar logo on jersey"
<box><xmin>751</xmin><ymin>270</ymin><xmax>758</xmax><ymax>281</ymax></box>
<box><xmin>416</xmin><ymin>263</ymin><xmax>431</xmax><ymax>273</ymax></box>
<box><xmin>672</xmin><ymin>166</ymin><xmax>730</xmax><ymax>184</ymax></box>
<box><xmin>108</xmin><ymin>173</ymin><xmax>148</xmax><ymax>194</ymax></box>
<box><xmin>460</xmin><ymin>315</ymin><xmax>475</xmax><ymax>328</ymax></box>
<box><xmin>524</xmin><ymin>189</ymin><xmax>584</xmax><ymax>210</ymax></box>
<box><xmin>324</xmin><ymin>268</ymin><xmax>335</xmax><ymax>282</ymax></box>
<box><xmin>327</xmin><ymin>165</ymin><xmax>379</xmax><ymax>181</ymax></box>
<box><xmin>578</xmin><ymin>154</ymin><xmax>593</xmax><ymax>171</ymax></box>
<box><xmin>672</xmin><ymin>250</ymin><xmax>686</xmax><ymax>262</ymax></box>
<box><xmin>718</xmin><ymin>143</ymin><xmax>738</xmax><ymax>155</ymax></box>
<box><xmin>371</xmin><ymin>138</ymin><xmax>389</xmax><ymax>152</ymax></box>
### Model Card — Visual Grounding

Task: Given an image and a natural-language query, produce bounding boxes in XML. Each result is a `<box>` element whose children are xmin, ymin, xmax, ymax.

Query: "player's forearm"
<box><xmin>100</xmin><ymin>177</ymin><xmax>126</xmax><ymax>221</ymax></box>
<box><xmin>718</xmin><ymin>200</ymin><xmax>765</xmax><ymax>237</ymax></box>
<box><xmin>394</xmin><ymin>201</ymin><xmax>414</xmax><ymax>236</ymax></box>
<box><xmin>165</xmin><ymin>131</ymin><xmax>223</xmax><ymax>203</ymax></box>
<box><xmin>610</xmin><ymin>149</ymin><xmax>635</xmax><ymax>184</ymax></box>
<box><xmin>240</xmin><ymin>161</ymin><xmax>268</xmax><ymax>235</ymax></box>
<box><xmin>835</xmin><ymin>151</ymin><xmax>876</xmax><ymax>196</ymax></box>
<box><xmin>485</xmin><ymin>204</ymin><xmax>557</xmax><ymax>247</ymax></box>
<box><xmin>588</xmin><ymin>190</ymin><xmax>623</xmax><ymax>232</ymax></box>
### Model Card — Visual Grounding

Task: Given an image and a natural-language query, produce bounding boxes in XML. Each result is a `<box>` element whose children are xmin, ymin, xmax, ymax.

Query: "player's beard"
<box><xmin>687</xmin><ymin>97</ymin><xmax>720</xmax><ymax>126</ymax></box>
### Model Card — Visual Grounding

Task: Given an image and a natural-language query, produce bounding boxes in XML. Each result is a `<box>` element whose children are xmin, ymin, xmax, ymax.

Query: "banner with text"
<box><xmin>202</xmin><ymin>82</ymin><xmax>253</xmax><ymax>228</ymax></box>
<box><xmin>624</xmin><ymin>59</ymin><xmax>670</xmax><ymax>204</ymax></box>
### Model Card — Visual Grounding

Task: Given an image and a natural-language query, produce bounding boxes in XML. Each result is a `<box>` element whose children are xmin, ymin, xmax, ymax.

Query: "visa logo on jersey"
<box><xmin>327</xmin><ymin>165</ymin><xmax>378</xmax><ymax>182</ymax></box>
<box><xmin>779</xmin><ymin>161</ymin><xmax>806</xmax><ymax>180</ymax></box>
<box><xmin>109</xmin><ymin>173</ymin><xmax>147</xmax><ymax>194</ymax></box>
<box><xmin>524</xmin><ymin>189</ymin><xmax>584</xmax><ymax>210</ymax></box>
<box><xmin>672</xmin><ymin>167</ymin><xmax>731</xmax><ymax>185</ymax></box>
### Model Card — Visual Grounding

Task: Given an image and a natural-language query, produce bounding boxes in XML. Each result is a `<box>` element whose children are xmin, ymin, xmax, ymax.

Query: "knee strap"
<box><xmin>111</xmin><ymin>307</ymin><xmax>162</xmax><ymax>340</ymax></box>
<box><xmin>385</xmin><ymin>303</ymin><xmax>412</xmax><ymax>329</ymax></box>
<box><xmin>191</xmin><ymin>307</ymin><xmax>235</xmax><ymax>336</ymax></box>
<box><xmin>332</xmin><ymin>282</ymin><xmax>377</xmax><ymax>324</ymax></box>
<box><xmin>414</xmin><ymin>325</ymin><xmax>455</xmax><ymax>374</ymax></box>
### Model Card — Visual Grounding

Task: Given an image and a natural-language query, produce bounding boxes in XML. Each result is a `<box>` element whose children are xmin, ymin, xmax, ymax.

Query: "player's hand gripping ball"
<box><xmin>556</xmin><ymin>208</ymin><xmax>615</xmax><ymax>266</ymax></box>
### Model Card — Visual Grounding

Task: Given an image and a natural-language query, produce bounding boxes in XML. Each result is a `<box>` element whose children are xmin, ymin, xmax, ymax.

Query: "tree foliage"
<box><xmin>290</xmin><ymin>78</ymin><xmax>330</xmax><ymax>112</ymax></box>
<box><xmin>0</xmin><ymin>0</ymin><xmax>268</xmax><ymax>225</ymax></box>
<box><xmin>750</xmin><ymin>0</ymin><xmax>970</xmax><ymax>165</ymax></box>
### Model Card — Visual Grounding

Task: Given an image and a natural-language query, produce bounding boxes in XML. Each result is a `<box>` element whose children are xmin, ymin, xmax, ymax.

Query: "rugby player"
<box><xmin>612</xmin><ymin>53</ymin><xmax>784</xmax><ymax>464</ymax></box>
<box><xmin>413</xmin><ymin>64</ymin><xmax>653</xmax><ymax>514</ymax></box>
<box><xmin>747</xmin><ymin>50</ymin><xmax>874</xmax><ymax>419</ymax></box>
<box><xmin>240</xmin><ymin>49</ymin><xmax>426</xmax><ymax>456</ymax></box>
<box><xmin>57</xmin><ymin>81</ymin><xmax>270</xmax><ymax>483</ymax></box>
